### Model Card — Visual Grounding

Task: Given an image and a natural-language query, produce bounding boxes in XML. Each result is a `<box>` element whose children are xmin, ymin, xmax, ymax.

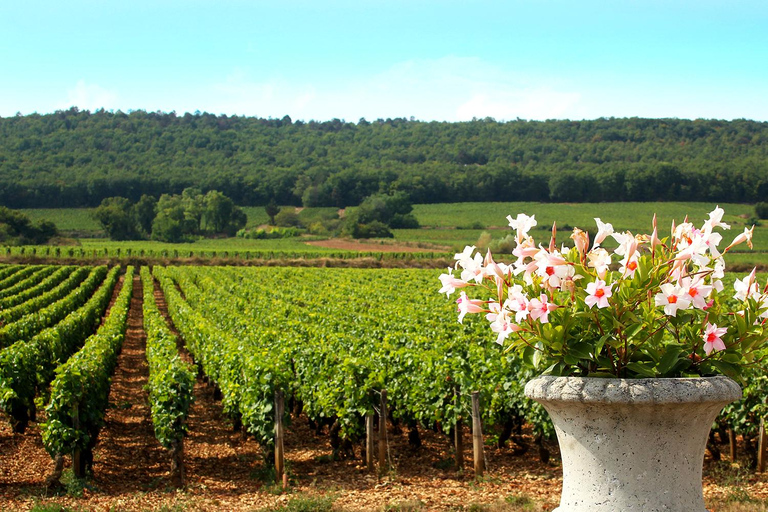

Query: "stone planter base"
<box><xmin>525</xmin><ymin>376</ymin><xmax>742</xmax><ymax>512</ymax></box>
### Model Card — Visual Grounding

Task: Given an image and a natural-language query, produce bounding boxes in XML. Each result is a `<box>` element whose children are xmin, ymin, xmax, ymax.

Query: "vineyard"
<box><xmin>0</xmin><ymin>263</ymin><xmax>766</xmax><ymax>511</ymax></box>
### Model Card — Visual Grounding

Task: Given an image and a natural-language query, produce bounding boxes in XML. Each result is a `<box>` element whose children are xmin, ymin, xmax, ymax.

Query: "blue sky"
<box><xmin>1</xmin><ymin>0</ymin><xmax>767</xmax><ymax>121</ymax></box>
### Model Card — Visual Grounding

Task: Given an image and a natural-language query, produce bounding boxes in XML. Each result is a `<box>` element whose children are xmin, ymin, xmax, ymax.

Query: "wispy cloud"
<box><xmin>205</xmin><ymin>56</ymin><xmax>583</xmax><ymax>121</ymax></box>
<box><xmin>62</xmin><ymin>80</ymin><xmax>118</xmax><ymax>112</ymax></box>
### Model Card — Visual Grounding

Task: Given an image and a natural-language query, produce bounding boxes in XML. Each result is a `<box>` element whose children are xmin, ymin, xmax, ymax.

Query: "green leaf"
<box><xmin>567</xmin><ymin>342</ymin><xmax>592</xmax><ymax>360</ymax></box>
<box><xmin>657</xmin><ymin>346</ymin><xmax>684</xmax><ymax>375</ymax></box>
<box><xmin>626</xmin><ymin>361</ymin><xmax>657</xmax><ymax>378</ymax></box>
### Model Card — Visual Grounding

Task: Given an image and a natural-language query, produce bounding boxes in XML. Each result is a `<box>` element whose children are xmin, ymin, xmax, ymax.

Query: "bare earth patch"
<box><xmin>305</xmin><ymin>239</ymin><xmax>448</xmax><ymax>253</ymax></box>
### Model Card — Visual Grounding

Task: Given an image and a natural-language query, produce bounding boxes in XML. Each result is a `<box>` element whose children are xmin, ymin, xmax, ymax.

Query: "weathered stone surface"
<box><xmin>524</xmin><ymin>376</ymin><xmax>742</xmax><ymax>512</ymax></box>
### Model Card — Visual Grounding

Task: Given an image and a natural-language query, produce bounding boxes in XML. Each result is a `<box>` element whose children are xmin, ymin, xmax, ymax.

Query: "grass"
<box><xmin>411</xmin><ymin>201</ymin><xmax>756</xmax><ymax>230</ymax></box>
<box><xmin>260</xmin><ymin>493</ymin><xmax>337</xmax><ymax>512</ymax></box>
<box><xmin>21</xmin><ymin>208</ymin><xmax>103</xmax><ymax>234</ymax></box>
<box><xmin>240</xmin><ymin>206</ymin><xmax>340</xmax><ymax>229</ymax></box>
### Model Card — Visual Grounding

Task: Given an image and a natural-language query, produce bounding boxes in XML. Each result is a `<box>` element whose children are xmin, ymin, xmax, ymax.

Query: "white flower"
<box><xmin>587</xmin><ymin>248</ymin><xmax>612</xmax><ymax>277</ymax></box>
<box><xmin>593</xmin><ymin>218</ymin><xmax>614</xmax><ymax>249</ymax></box>
<box><xmin>507</xmin><ymin>213</ymin><xmax>537</xmax><ymax>242</ymax></box>
<box><xmin>654</xmin><ymin>283</ymin><xmax>692</xmax><ymax>317</ymax></box>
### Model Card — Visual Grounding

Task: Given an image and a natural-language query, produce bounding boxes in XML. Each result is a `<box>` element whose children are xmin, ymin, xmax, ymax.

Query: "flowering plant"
<box><xmin>439</xmin><ymin>207</ymin><xmax>767</xmax><ymax>379</ymax></box>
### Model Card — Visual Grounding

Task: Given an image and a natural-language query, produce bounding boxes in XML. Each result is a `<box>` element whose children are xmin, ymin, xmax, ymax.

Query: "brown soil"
<box><xmin>1</xmin><ymin>276</ymin><xmax>767</xmax><ymax>511</ymax></box>
<box><xmin>306</xmin><ymin>239</ymin><xmax>448</xmax><ymax>253</ymax></box>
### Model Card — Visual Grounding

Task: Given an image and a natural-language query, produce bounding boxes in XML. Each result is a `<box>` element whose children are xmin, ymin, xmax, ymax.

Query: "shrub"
<box><xmin>755</xmin><ymin>202</ymin><xmax>768</xmax><ymax>220</ymax></box>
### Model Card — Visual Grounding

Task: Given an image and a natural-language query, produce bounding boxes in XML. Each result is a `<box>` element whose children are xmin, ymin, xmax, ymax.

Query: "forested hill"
<box><xmin>1</xmin><ymin>109</ymin><xmax>767</xmax><ymax>208</ymax></box>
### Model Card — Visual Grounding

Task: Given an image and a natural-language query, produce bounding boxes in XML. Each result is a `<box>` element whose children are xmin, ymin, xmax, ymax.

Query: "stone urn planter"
<box><xmin>524</xmin><ymin>376</ymin><xmax>742</xmax><ymax>512</ymax></box>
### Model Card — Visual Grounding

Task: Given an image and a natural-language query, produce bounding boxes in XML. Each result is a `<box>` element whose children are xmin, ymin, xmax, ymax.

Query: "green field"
<box><xmin>411</xmin><ymin>201</ymin><xmax>756</xmax><ymax>230</ymax></box>
<box><xmin>12</xmin><ymin>202</ymin><xmax>768</xmax><ymax>267</ymax></box>
<box><xmin>21</xmin><ymin>208</ymin><xmax>103</xmax><ymax>234</ymax></box>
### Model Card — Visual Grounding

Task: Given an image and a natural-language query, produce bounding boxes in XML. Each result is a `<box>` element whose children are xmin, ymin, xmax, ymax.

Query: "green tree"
<box><xmin>0</xmin><ymin>207</ymin><xmax>58</xmax><ymax>244</ymax></box>
<box><xmin>203</xmin><ymin>190</ymin><xmax>246</xmax><ymax>235</ymax></box>
<box><xmin>265</xmin><ymin>200</ymin><xmax>281</xmax><ymax>225</ymax></box>
<box><xmin>152</xmin><ymin>195</ymin><xmax>193</xmax><ymax>243</ymax></box>
<box><xmin>93</xmin><ymin>197</ymin><xmax>140</xmax><ymax>240</ymax></box>
<box><xmin>134</xmin><ymin>194</ymin><xmax>157</xmax><ymax>235</ymax></box>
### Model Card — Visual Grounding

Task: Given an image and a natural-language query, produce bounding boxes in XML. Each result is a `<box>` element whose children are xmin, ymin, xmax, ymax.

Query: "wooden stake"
<box><xmin>378</xmin><ymin>390</ymin><xmax>388</xmax><ymax>474</ymax></box>
<box><xmin>471</xmin><ymin>391</ymin><xmax>485</xmax><ymax>477</ymax></box>
<box><xmin>366</xmin><ymin>413</ymin><xmax>375</xmax><ymax>472</ymax></box>
<box><xmin>274</xmin><ymin>390</ymin><xmax>285</xmax><ymax>484</ymax></box>
<box><xmin>72</xmin><ymin>403</ymin><xmax>84</xmax><ymax>478</ymax></box>
<box><xmin>729</xmin><ymin>429</ymin><xmax>737</xmax><ymax>462</ymax></box>
<box><xmin>758</xmin><ymin>418</ymin><xmax>767</xmax><ymax>473</ymax></box>
<box><xmin>455</xmin><ymin>389</ymin><xmax>463</xmax><ymax>471</ymax></box>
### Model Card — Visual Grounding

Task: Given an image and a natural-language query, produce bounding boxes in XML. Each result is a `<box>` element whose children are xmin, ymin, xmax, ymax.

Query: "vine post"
<box><xmin>471</xmin><ymin>391</ymin><xmax>485</xmax><ymax>477</ymax></box>
<box><xmin>758</xmin><ymin>418</ymin><xmax>767</xmax><ymax>473</ymax></box>
<box><xmin>274</xmin><ymin>390</ymin><xmax>285</xmax><ymax>485</ymax></box>
<box><xmin>366</xmin><ymin>413</ymin><xmax>375</xmax><ymax>472</ymax></box>
<box><xmin>454</xmin><ymin>388</ymin><xmax>463</xmax><ymax>471</ymax></box>
<box><xmin>378</xmin><ymin>390</ymin><xmax>388</xmax><ymax>475</ymax></box>
<box><xmin>729</xmin><ymin>429</ymin><xmax>737</xmax><ymax>461</ymax></box>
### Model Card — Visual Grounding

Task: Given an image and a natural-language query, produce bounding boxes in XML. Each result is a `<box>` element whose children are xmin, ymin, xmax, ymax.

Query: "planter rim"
<box><xmin>524</xmin><ymin>375</ymin><xmax>742</xmax><ymax>404</ymax></box>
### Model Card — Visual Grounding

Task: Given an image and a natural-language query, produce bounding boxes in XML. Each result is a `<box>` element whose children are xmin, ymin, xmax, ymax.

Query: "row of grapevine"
<box><xmin>42</xmin><ymin>266</ymin><xmax>134</xmax><ymax>478</ymax></box>
<box><xmin>0</xmin><ymin>264</ymin><xmax>23</xmax><ymax>282</ymax></box>
<box><xmin>4</xmin><ymin>244</ymin><xmax>450</xmax><ymax>262</ymax></box>
<box><xmin>0</xmin><ymin>266</ymin><xmax>77</xmax><ymax>309</ymax></box>
<box><xmin>140</xmin><ymin>267</ymin><xmax>196</xmax><ymax>485</ymax></box>
<box><xmin>0</xmin><ymin>265</ymin><xmax>58</xmax><ymax>300</ymax></box>
<box><xmin>0</xmin><ymin>266</ymin><xmax>90</xmax><ymax>326</ymax></box>
<box><xmin>0</xmin><ymin>264</ymin><xmax>46</xmax><ymax>291</ymax></box>
<box><xmin>0</xmin><ymin>266</ymin><xmax>107</xmax><ymax>349</ymax></box>
<box><xmin>155</xmin><ymin>266</ymin><xmax>552</xmax><ymax>462</ymax></box>
<box><xmin>0</xmin><ymin>266</ymin><xmax>122</xmax><ymax>432</ymax></box>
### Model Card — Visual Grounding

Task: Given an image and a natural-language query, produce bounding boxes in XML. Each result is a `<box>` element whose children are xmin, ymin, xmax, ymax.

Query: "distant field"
<box><xmin>240</xmin><ymin>206</ymin><xmax>340</xmax><ymax>229</ymax></box>
<box><xmin>14</xmin><ymin>202</ymin><xmax>767</xmax><ymax>266</ymax></box>
<box><xmin>21</xmin><ymin>208</ymin><xmax>103</xmax><ymax>234</ymax></box>
<box><xmin>411</xmin><ymin>202</ymin><xmax>756</xmax><ymax>230</ymax></box>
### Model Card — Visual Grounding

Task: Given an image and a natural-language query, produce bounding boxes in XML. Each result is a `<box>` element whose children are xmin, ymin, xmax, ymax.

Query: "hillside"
<box><xmin>1</xmin><ymin>109</ymin><xmax>768</xmax><ymax>208</ymax></box>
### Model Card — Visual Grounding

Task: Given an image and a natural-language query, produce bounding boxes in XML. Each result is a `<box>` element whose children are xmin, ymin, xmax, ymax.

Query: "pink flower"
<box><xmin>570</xmin><ymin>228</ymin><xmax>589</xmax><ymax>256</ymax></box>
<box><xmin>438</xmin><ymin>269</ymin><xmax>470</xmax><ymax>297</ymax></box>
<box><xmin>505</xmin><ymin>285</ymin><xmax>530</xmax><ymax>323</ymax></box>
<box><xmin>528</xmin><ymin>294</ymin><xmax>558</xmax><ymax>324</ymax></box>
<box><xmin>702</xmin><ymin>323</ymin><xmax>728</xmax><ymax>355</ymax></box>
<box><xmin>585</xmin><ymin>279</ymin><xmax>613</xmax><ymax>309</ymax></box>
<box><xmin>654</xmin><ymin>283</ymin><xmax>692</xmax><ymax>317</ymax></box>
<box><xmin>486</xmin><ymin>304</ymin><xmax>522</xmax><ymax>345</ymax></box>
<box><xmin>457</xmin><ymin>292</ymin><xmax>485</xmax><ymax>323</ymax></box>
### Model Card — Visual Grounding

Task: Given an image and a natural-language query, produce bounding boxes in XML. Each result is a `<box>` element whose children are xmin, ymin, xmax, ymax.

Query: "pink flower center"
<box><xmin>595</xmin><ymin>289</ymin><xmax>605</xmax><ymax>298</ymax></box>
<box><xmin>546</xmin><ymin>266</ymin><xmax>555</xmax><ymax>276</ymax></box>
<box><xmin>668</xmin><ymin>295</ymin><xmax>678</xmax><ymax>304</ymax></box>
<box><xmin>707</xmin><ymin>332</ymin><xmax>717</xmax><ymax>343</ymax></box>
<box><xmin>689</xmin><ymin>287</ymin><xmax>698</xmax><ymax>297</ymax></box>
<box><xmin>627</xmin><ymin>261</ymin><xmax>638</xmax><ymax>271</ymax></box>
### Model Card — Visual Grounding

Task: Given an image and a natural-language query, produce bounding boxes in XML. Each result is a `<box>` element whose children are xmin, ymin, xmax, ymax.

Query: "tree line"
<box><xmin>0</xmin><ymin>207</ymin><xmax>58</xmax><ymax>245</ymax></box>
<box><xmin>94</xmin><ymin>189</ymin><xmax>246</xmax><ymax>242</ymax></box>
<box><xmin>1</xmin><ymin>108</ymin><xmax>767</xmax><ymax>208</ymax></box>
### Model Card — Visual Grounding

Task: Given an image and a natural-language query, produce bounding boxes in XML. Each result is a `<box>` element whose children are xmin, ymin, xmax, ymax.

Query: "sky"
<box><xmin>1</xmin><ymin>0</ymin><xmax>767</xmax><ymax>122</ymax></box>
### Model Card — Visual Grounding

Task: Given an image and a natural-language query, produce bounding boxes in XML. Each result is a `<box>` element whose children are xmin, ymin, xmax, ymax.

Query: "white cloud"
<box><xmin>204</xmin><ymin>56</ymin><xmax>583</xmax><ymax>122</ymax></box>
<box><xmin>63</xmin><ymin>80</ymin><xmax>118</xmax><ymax>112</ymax></box>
